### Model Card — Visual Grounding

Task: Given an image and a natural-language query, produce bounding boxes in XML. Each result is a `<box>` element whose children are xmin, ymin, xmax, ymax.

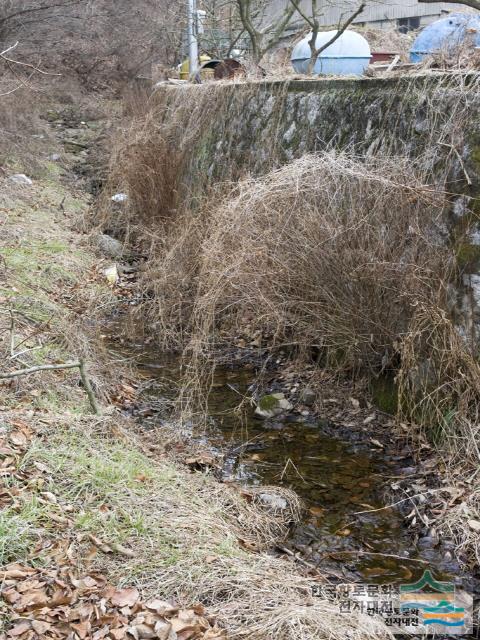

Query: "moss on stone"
<box><xmin>456</xmin><ymin>242</ymin><xmax>480</xmax><ymax>271</ymax></box>
<box><xmin>369</xmin><ymin>376</ymin><xmax>398</xmax><ymax>415</ymax></box>
<box><xmin>258</xmin><ymin>394</ymin><xmax>280</xmax><ymax>411</ymax></box>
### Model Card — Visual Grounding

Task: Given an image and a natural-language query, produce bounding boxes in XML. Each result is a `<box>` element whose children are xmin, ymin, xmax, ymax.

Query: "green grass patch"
<box><xmin>0</xmin><ymin>495</ymin><xmax>51</xmax><ymax>567</ymax></box>
<box><xmin>13</xmin><ymin>430</ymin><xmax>180</xmax><ymax>564</ymax></box>
<box><xmin>1</xmin><ymin>422</ymin><xmax>249</xmax><ymax>583</ymax></box>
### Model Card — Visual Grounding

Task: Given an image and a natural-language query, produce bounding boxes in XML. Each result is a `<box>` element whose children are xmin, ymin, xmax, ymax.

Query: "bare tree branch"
<box><xmin>312</xmin><ymin>3</ymin><xmax>366</xmax><ymax>58</ymax></box>
<box><xmin>236</xmin><ymin>0</ymin><xmax>296</xmax><ymax>63</ymax></box>
<box><xmin>0</xmin><ymin>42</ymin><xmax>19</xmax><ymax>57</ymax></box>
<box><xmin>289</xmin><ymin>1</ymin><xmax>366</xmax><ymax>73</ymax></box>
<box><xmin>0</xmin><ymin>359</ymin><xmax>101</xmax><ymax>415</ymax></box>
<box><xmin>0</xmin><ymin>0</ymin><xmax>83</xmax><ymax>27</ymax></box>
<box><xmin>0</xmin><ymin>47</ymin><xmax>61</xmax><ymax>76</ymax></box>
<box><xmin>0</xmin><ymin>361</ymin><xmax>81</xmax><ymax>378</ymax></box>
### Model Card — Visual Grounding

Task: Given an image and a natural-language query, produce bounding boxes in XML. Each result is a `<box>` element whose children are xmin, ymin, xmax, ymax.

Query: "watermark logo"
<box><xmin>399</xmin><ymin>570</ymin><xmax>469</xmax><ymax>634</ymax></box>
<box><xmin>313</xmin><ymin>568</ymin><xmax>473</xmax><ymax>635</ymax></box>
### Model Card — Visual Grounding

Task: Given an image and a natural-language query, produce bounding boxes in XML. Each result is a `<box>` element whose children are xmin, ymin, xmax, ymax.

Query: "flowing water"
<box><xmin>127</xmin><ymin>352</ymin><xmax>464</xmax><ymax>588</ymax></box>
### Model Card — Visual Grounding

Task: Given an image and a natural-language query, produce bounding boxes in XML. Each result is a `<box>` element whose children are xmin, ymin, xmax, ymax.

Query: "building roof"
<box><xmin>266</xmin><ymin>1</ymin><xmax>474</xmax><ymax>26</ymax></box>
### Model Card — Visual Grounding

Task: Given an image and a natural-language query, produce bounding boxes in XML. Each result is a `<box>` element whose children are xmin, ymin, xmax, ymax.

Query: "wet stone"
<box><xmin>257</xmin><ymin>493</ymin><xmax>288</xmax><ymax>510</ymax></box>
<box><xmin>300</xmin><ymin>387</ymin><xmax>316</xmax><ymax>406</ymax></box>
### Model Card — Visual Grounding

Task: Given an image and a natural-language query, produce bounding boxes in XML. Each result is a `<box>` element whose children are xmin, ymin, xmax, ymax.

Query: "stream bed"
<box><xmin>125</xmin><ymin>351</ymin><xmax>465</xmax><ymax>590</ymax></box>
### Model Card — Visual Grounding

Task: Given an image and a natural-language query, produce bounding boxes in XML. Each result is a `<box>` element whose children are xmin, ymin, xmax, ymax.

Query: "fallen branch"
<box><xmin>0</xmin><ymin>359</ymin><xmax>101</xmax><ymax>415</ymax></box>
<box><xmin>322</xmin><ymin>550</ymin><xmax>429</xmax><ymax>564</ymax></box>
<box><xmin>276</xmin><ymin>546</ymin><xmax>321</xmax><ymax>573</ymax></box>
<box><xmin>79</xmin><ymin>358</ymin><xmax>101</xmax><ymax>416</ymax></box>
<box><xmin>0</xmin><ymin>42</ymin><xmax>19</xmax><ymax>57</ymax></box>
<box><xmin>0</xmin><ymin>41</ymin><xmax>61</xmax><ymax>76</ymax></box>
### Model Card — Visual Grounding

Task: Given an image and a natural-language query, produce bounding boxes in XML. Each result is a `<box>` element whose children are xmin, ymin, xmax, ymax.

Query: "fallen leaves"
<box><xmin>0</xmin><ymin>564</ymin><xmax>226</xmax><ymax>640</ymax></box>
<box><xmin>109</xmin><ymin>587</ymin><xmax>139</xmax><ymax>608</ymax></box>
<box><xmin>0</xmin><ymin>421</ymin><xmax>225</xmax><ymax>640</ymax></box>
<box><xmin>0</xmin><ymin>421</ymin><xmax>35</xmax><ymax>508</ymax></box>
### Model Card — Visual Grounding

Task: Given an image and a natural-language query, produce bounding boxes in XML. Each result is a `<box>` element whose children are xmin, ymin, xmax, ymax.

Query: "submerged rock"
<box><xmin>255</xmin><ymin>393</ymin><xmax>293</xmax><ymax>419</ymax></box>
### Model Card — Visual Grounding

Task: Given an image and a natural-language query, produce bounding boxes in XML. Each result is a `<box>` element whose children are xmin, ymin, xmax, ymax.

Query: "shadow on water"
<box><xmin>125</xmin><ymin>349</ymin><xmax>462</xmax><ymax>587</ymax></box>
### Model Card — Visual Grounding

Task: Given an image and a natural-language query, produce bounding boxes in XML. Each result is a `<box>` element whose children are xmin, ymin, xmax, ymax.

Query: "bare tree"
<box><xmin>418</xmin><ymin>0</ymin><xmax>480</xmax><ymax>9</ymax></box>
<box><xmin>200</xmin><ymin>0</ymin><xmax>244</xmax><ymax>58</ymax></box>
<box><xmin>236</xmin><ymin>0</ymin><xmax>297</xmax><ymax>63</ymax></box>
<box><xmin>0</xmin><ymin>0</ymin><xmax>82</xmax><ymax>32</ymax></box>
<box><xmin>289</xmin><ymin>0</ymin><xmax>366</xmax><ymax>73</ymax></box>
<box><xmin>0</xmin><ymin>0</ymin><xmax>187</xmax><ymax>88</ymax></box>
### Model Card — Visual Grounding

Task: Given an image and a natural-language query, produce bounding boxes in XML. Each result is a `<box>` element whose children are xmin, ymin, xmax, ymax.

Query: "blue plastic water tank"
<box><xmin>291</xmin><ymin>30</ymin><xmax>371</xmax><ymax>76</ymax></box>
<box><xmin>410</xmin><ymin>12</ymin><xmax>480</xmax><ymax>62</ymax></box>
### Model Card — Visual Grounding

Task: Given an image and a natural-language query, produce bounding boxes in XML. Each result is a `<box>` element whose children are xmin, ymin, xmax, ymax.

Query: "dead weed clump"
<box><xmin>98</xmin><ymin>88</ymin><xmax>218</xmax><ymax>241</ymax></box>
<box><xmin>441</xmin><ymin>490</ymin><xmax>480</xmax><ymax>567</ymax></box>
<box><xmin>398</xmin><ymin>305</ymin><xmax>480</xmax><ymax>463</ymax></box>
<box><xmin>187</xmin><ymin>153</ymin><xmax>452</xmax><ymax>374</ymax></box>
<box><xmin>398</xmin><ymin>305</ymin><xmax>480</xmax><ymax>566</ymax></box>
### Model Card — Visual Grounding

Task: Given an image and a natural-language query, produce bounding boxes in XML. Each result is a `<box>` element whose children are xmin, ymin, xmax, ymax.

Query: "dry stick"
<box><xmin>9</xmin><ymin>309</ymin><xmax>15</xmax><ymax>357</ymax></box>
<box><xmin>438</xmin><ymin>142</ymin><xmax>472</xmax><ymax>186</ymax></box>
<box><xmin>78</xmin><ymin>359</ymin><xmax>101</xmax><ymax>416</ymax></box>
<box><xmin>0</xmin><ymin>360</ymin><xmax>101</xmax><ymax>415</ymax></box>
<box><xmin>352</xmin><ymin>490</ymin><xmax>442</xmax><ymax>516</ymax></box>
<box><xmin>322</xmin><ymin>550</ymin><xmax>429</xmax><ymax>565</ymax></box>
<box><xmin>277</xmin><ymin>545</ymin><xmax>323</xmax><ymax>574</ymax></box>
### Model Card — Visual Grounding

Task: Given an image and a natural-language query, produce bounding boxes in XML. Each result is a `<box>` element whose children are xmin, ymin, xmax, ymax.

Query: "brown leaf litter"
<box><xmin>0</xmin><ymin>419</ymin><xmax>225</xmax><ymax>639</ymax></box>
<box><xmin>0</xmin><ymin>563</ymin><xmax>226</xmax><ymax>640</ymax></box>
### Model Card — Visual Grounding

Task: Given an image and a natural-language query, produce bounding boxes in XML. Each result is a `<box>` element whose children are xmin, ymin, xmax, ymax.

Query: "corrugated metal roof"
<box><xmin>267</xmin><ymin>1</ymin><xmax>473</xmax><ymax>26</ymax></box>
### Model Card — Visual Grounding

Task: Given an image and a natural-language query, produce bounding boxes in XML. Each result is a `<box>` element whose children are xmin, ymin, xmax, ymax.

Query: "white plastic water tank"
<box><xmin>410</xmin><ymin>12</ymin><xmax>480</xmax><ymax>62</ymax></box>
<box><xmin>291</xmin><ymin>30</ymin><xmax>371</xmax><ymax>76</ymax></box>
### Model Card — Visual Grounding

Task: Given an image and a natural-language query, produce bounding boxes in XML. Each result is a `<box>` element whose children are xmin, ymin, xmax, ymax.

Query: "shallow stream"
<box><xmin>127</xmin><ymin>352</ymin><xmax>463</xmax><ymax>588</ymax></box>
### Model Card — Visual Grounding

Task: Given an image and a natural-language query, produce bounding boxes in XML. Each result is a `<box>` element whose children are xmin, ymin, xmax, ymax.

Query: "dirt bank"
<box><xmin>0</xmin><ymin>103</ymin><xmax>393</xmax><ymax>639</ymax></box>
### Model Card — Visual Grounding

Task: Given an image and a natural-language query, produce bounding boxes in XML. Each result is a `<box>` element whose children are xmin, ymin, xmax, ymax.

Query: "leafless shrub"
<box><xmin>0</xmin><ymin>45</ymin><xmax>52</xmax><ymax>172</ymax></box>
<box><xmin>0</xmin><ymin>1</ymin><xmax>187</xmax><ymax>90</ymax></box>
<box><xmin>186</xmin><ymin>153</ymin><xmax>451</xmax><ymax>366</ymax></box>
<box><xmin>99</xmin><ymin>91</ymin><xmax>206</xmax><ymax>242</ymax></box>
<box><xmin>398</xmin><ymin>305</ymin><xmax>480</xmax><ymax>466</ymax></box>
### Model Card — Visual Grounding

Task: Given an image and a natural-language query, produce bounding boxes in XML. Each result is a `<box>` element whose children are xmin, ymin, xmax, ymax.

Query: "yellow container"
<box><xmin>180</xmin><ymin>55</ymin><xmax>213</xmax><ymax>80</ymax></box>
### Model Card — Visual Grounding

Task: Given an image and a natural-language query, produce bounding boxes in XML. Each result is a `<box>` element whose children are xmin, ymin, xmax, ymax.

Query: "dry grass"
<box><xmin>441</xmin><ymin>490</ymin><xmax>480</xmax><ymax>567</ymax></box>
<box><xmin>186</xmin><ymin>153</ymin><xmax>451</xmax><ymax>371</ymax></box>
<box><xmin>120</xmin><ymin>151</ymin><xmax>453</xmax><ymax>373</ymax></box>
<box><xmin>0</xmin><ymin>84</ymin><xmax>50</xmax><ymax>174</ymax></box>
<box><xmin>398</xmin><ymin>305</ymin><xmax>480</xmax><ymax>568</ymax></box>
<box><xmin>0</xmin><ymin>173</ymin><xmax>116</xmax><ymax>412</ymax></box>
<box><xmin>98</xmin><ymin>74</ymin><xmax>480</xmax><ymax>567</ymax></box>
<box><xmin>11</xmin><ymin>414</ymin><xmax>392</xmax><ymax>640</ymax></box>
<box><xmin>399</xmin><ymin>305</ymin><xmax>480</xmax><ymax>462</ymax></box>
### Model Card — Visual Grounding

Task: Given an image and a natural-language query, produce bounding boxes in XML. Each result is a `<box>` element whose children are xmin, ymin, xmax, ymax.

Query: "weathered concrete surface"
<box><xmin>154</xmin><ymin>73</ymin><xmax>480</xmax><ymax>187</ymax></box>
<box><xmin>152</xmin><ymin>73</ymin><xmax>480</xmax><ymax>349</ymax></box>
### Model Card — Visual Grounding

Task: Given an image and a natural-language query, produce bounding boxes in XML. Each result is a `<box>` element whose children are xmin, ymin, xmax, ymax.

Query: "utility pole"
<box><xmin>188</xmin><ymin>0</ymin><xmax>199</xmax><ymax>78</ymax></box>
